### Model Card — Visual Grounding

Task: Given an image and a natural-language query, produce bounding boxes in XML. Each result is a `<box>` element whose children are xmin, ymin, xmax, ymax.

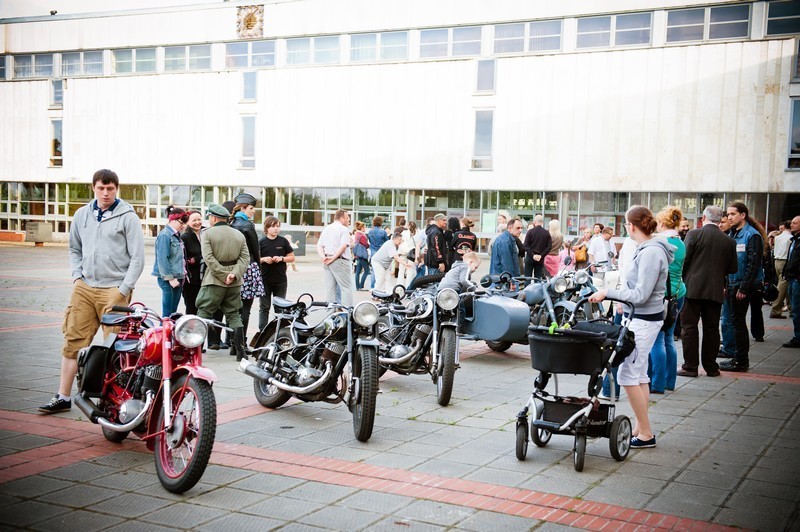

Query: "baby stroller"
<box><xmin>515</xmin><ymin>297</ymin><xmax>636</xmax><ymax>471</ymax></box>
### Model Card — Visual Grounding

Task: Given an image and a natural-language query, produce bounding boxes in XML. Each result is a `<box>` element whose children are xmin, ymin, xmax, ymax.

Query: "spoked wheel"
<box><xmin>609</xmin><ymin>415</ymin><xmax>632</xmax><ymax>461</ymax></box>
<box><xmin>352</xmin><ymin>345</ymin><xmax>378</xmax><ymax>442</ymax></box>
<box><xmin>253</xmin><ymin>329</ymin><xmax>292</xmax><ymax>409</ymax></box>
<box><xmin>485</xmin><ymin>340</ymin><xmax>512</xmax><ymax>353</ymax></box>
<box><xmin>573</xmin><ymin>432</ymin><xmax>587</xmax><ymax>472</ymax></box>
<box><xmin>515</xmin><ymin>422</ymin><xmax>529</xmax><ymax>461</ymax></box>
<box><xmin>531</xmin><ymin>404</ymin><xmax>552</xmax><ymax>447</ymax></box>
<box><xmin>436</xmin><ymin>328</ymin><xmax>456</xmax><ymax>406</ymax></box>
<box><xmin>155</xmin><ymin>375</ymin><xmax>217</xmax><ymax>493</ymax></box>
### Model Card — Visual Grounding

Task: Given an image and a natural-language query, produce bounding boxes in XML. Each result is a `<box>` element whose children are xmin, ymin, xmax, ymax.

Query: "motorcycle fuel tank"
<box><xmin>462</xmin><ymin>295</ymin><xmax>530</xmax><ymax>342</ymax></box>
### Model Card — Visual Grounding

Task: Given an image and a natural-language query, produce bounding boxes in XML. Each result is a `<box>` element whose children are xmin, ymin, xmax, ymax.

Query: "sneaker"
<box><xmin>630</xmin><ymin>436</ymin><xmax>656</xmax><ymax>448</ymax></box>
<box><xmin>38</xmin><ymin>395</ymin><xmax>71</xmax><ymax>414</ymax></box>
<box><xmin>719</xmin><ymin>359</ymin><xmax>749</xmax><ymax>372</ymax></box>
<box><xmin>782</xmin><ymin>339</ymin><xmax>800</xmax><ymax>348</ymax></box>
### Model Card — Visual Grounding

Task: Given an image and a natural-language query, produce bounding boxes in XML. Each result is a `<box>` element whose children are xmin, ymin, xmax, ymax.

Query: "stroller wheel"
<box><xmin>609</xmin><ymin>415</ymin><xmax>632</xmax><ymax>461</ymax></box>
<box><xmin>573</xmin><ymin>433</ymin><xmax>586</xmax><ymax>472</ymax></box>
<box><xmin>515</xmin><ymin>423</ymin><xmax>528</xmax><ymax>461</ymax></box>
<box><xmin>531</xmin><ymin>406</ymin><xmax>551</xmax><ymax>447</ymax></box>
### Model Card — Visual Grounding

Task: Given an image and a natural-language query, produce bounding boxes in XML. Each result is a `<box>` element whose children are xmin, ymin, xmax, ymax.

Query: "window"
<box><xmin>476</xmin><ymin>59</ymin><xmax>495</xmax><ymax>92</ymax></box>
<box><xmin>494</xmin><ymin>21</ymin><xmax>562</xmax><ymax>53</ymax></box>
<box><xmin>351</xmin><ymin>32</ymin><xmax>408</xmax><ymax>62</ymax></box>
<box><xmin>0</xmin><ymin>56</ymin><xmax>7</xmax><ymax>80</ymax></box>
<box><xmin>767</xmin><ymin>1</ymin><xmax>800</xmax><ymax>36</ymax></box>
<box><xmin>13</xmin><ymin>54</ymin><xmax>53</xmax><ymax>78</ymax></box>
<box><xmin>242</xmin><ymin>71</ymin><xmax>257</xmax><ymax>100</ymax></box>
<box><xmin>472</xmin><ymin>110</ymin><xmax>493</xmax><ymax>170</ymax></box>
<box><xmin>225</xmin><ymin>40</ymin><xmax>276</xmax><ymax>69</ymax></box>
<box><xmin>421</xmin><ymin>27</ymin><xmax>481</xmax><ymax>58</ymax></box>
<box><xmin>577</xmin><ymin>13</ymin><xmax>651</xmax><ymax>49</ymax></box>
<box><xmin>112</xmin><ymin>48</ymin><xmax>156</xmax><ymax>74</ymax></box>
<box><xmin>51</xmin><ymin>80</ymin><xmax>63</xmax><ymax>106</ymax></box>
<box><xmin>51</xmin><ymin>120</ymin><xmax>62</xmax><ymax>167</ymax></box>
<box><xmin>420</xmin><ymin>28</ymin><xmax>449</xmax><ymax>58</ymax></box>
<box><xmin>453</xmin><ymin>26</ymin><xmax>481</xmax><ymax>56</ymax></box>
<box><xmin>61</xmin><ymin>51</ymin><xmax>103</xmax><ymax>76</ymax></box>
<box><xmin>241</xmin><ymin>116</ymin><xmax>255</xmax><ymax>168</ymax></box>
<box><xmin>790</xmin><ymin>99</ymin><xmax>800</xmax><ymax>169</ymax></box>
<box><xmin>287</xmin><ymin>36</ymin><xmax>339</xmax><ymax>65</ymax></box>
<box><xmin>164</xmin><ymin>45</ymin><xmax>211</xmax><ymax>72</ymax></box>
<box><xmin>667</xmin><ymin>5</ymin><xmax>749</xmax><ymax>42</ymax></box>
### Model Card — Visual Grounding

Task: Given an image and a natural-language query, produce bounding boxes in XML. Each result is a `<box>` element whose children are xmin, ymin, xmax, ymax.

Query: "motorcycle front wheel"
<box><xmin>253</xmin><ymin>328</ymin><xmax>292</xmax><ymax>409</ymax></box>
<box><xmin>154</xmin><ymin>375</ymin><xmax>217</xmax><ymax>494</ymax></box>
<box><xmin>436</xmin><ymin>328</ymin><xmax>456</xmax><ymax>406</ymax></box>
<box><xmin>485</xmin><ymin>340</ymin><xmax>512</xmax><ymax>353</ymax></box>
<box><xmin>352</xmin><ymin>345</ymin><xmax>378</xmax><ymax>442</ymax></box>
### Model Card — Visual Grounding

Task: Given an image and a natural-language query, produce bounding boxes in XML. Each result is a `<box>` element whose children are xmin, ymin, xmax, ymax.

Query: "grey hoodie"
<box><xmin>70</xmin><ymin>198</ymin><xmax>145</xmax><ymax>297</ymax></box>
<box><xmin>606</xmin><ymin>236</ymin><xmax>674</xmax><ymax>316</ymax></box>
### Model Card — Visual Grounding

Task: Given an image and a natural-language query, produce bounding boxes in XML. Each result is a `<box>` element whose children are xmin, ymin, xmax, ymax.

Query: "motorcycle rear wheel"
<box><xmin>155</xmin><ymin>375</ymin><xmax>216</xmax><ymax>494</ymax></box>
<box><xmin>253</xmin><ymin>329</ymin><xmax>292</xmax><ymax>409</ymax></box>
<box><xmin>436</xmin><ymin>328</ymin><xmax>456</xmax><ymax>406</ymax></box>
<box><xmin>485</xmin><ymin>340</ymin><xmax>512</xmax><ymax>353</ymax></box>
<box><xmin>352</xmin><ymin>345</ymin><xmax>378</xmax><ymax>442</ymax></box>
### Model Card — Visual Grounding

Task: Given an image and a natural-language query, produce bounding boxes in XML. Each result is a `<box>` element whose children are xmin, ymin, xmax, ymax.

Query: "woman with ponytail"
<box><xmin>590</xmin><ymin>206</ymin><xmax>672</xmax><ymax>449</ymax></box>
<box><xmin>152</xmin><ymin>205</ymin><xmax>188</xmax><ymax>317</ymax></box>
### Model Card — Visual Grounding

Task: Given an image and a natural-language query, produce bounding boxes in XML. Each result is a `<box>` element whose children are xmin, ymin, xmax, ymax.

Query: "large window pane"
<box><xmin>164</xmin><ymin>47</ymin><xmax>186</xmax><ymax>71</ymax></box>
<box><xmin>380</xmin><ymin>31</ymin><xmax>408</xmax><ymax>60</ymax></box>
<box><xmin>84</xmin><ymin>51</ymin><xmax>103</xmax><ymax>75</ymax></box>
<box><xmin>768</xmin><ymin>0</ymin><xmax>800</xmax><ymax>35</ymax></box>
<box><xmin>577</xmin><ymin>17</ymin><xmax>611</xmax><ymax>48</ymax></box>
<box><xmin>314</xmin><ymin>36</ymin><xmax>339</xmax><ymax>64</ymax></box>
<box><xmin>666</xmin><ymin>9</ymin><xmax>705</xmax><ymax>42</ymax></box>
<box><xmin>13</xmin><ymin>55</ymin><xmax>32</xmax><ymax>78</ymax></box>
<box><xmin>472</xmin><ymin>110</ymin><xmax>493</xmax><ymax>169</ymax></box>
<box><xmin>351</xmin><ymin>33</ymin><xmax>377</xmax><ymax>62</ymax></box>
<box><xmin>252</xmin><ymin>41</ymin><xmax>275</xmax><ymax>67</ymax></box>
<box><xmin>34</xmin><ymin>54</ymin><xmax>53</xmax><ymax>77</ymax></box>
<box><xmin>477</xmin><ymin>59</ymin><xmax>495</xmax><ymax>91</ymax></box>
<box><xmin>420</xmin><ymin>29</ymin><xmax>448</xmax><ymax>58</ymax></box>
<box><xmin>112</xmin><ymin>49</ymin><xmax>133</xmax><ymax>73</ymax></box>
<box><xmin>62</xmin><ymin>52</ymin><xmax>81</xmax><ymax>76</ymax></box>
<box><xmin>615</xmin><ymin>12</ymin><xmax>651</xmax><ymax>46</ymax></box>
<box><xmin>530</xmin><ymin>20</ymin><xmax>562</xmax><ymax>51</ymax></box>
<box><xmin>51</xmin><ymin>120</ymin><xmax>62</xmax><ymax>167</ymax></box>
<box><xmin>709</xmin><ymin>5</ymin><xmax>749</xmax><ymax>39</ymax></box>
<box><xmin>494</xmin><ymin>23</ymin><xmax>524</xmax><ymax>54</ymax></box>
<box><xmin>453</xmin><ymin>26</ymin><xmax>481</xmax><ymax>56</ymax></box>
<box><xmin>226</xmin><ymin>42</ymin><xmax>248</xmax><ymax>68</ymax></box>
<box><xmin>287</xmin><ymin>38</ymin><xmax>310</xmax><ymax>65</ymax></box>
<box><xmin>790</xmin><ymin>99</ymin><xmax>800</xmax><ymax>169</ymax></box>
<box><xmin>241</xmin><ymin>116</ymin><xmax>255</xmax><ymax>168</ymax></box>
<box><xmin>136</xmin><ymin>48</ymin><xmax>156</xmax><ymax>72</ymax></box>
<box><xmin>189</xmin><ymin>45</ymin><xmax>211</xmax><ymax>70</ymax></box>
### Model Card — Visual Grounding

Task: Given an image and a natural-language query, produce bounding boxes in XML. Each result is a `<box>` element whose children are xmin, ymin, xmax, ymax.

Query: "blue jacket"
<box><xmin>727</xmin><ymin>222</ymin><xmax>763</xmax><ymax>292</ymax></box>
<box><xmin>152</xmin><ymin>225</ymin><xmax>185</xmax><ymax>280</ymax></box>
<box><xmin>367</xmin><ymin>226</ymin><xmax>388</xmax><ymax>253</ymax></box>
<box><xmin>489</xmin><ymin>231</ymin><xmax>520</xmax><ymax>277</ymax></box>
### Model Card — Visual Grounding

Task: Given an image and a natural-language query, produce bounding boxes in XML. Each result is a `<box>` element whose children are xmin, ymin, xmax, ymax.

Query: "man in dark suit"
<box><xmin>677</xmin><ymin>205</ymin><xmax>738</xmax><ymax>377</ymax></box>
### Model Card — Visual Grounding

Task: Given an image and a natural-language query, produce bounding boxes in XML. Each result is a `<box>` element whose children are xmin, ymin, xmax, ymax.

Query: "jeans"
<box><xmin>727</xmin><ymin>288</ymin><xmax>752</xmax><ymax>362</ymax></box>
<box><xmin>749</xmin><ymin>291</ymin><xmax>764</xmax><ymax>340</ymax></box>
<box><xmin>789</xmin><ymin>279</ymin><xmax>800</xmax><ymax>342</ymax></box>
<box><xmin>258</xmin><ymin>280</ymin><xmax>288</xmax><ymax>331</ymax></box>
<box><xmin>354</xmin><ymin>258</ymin><xmax>370</xmax><ymax>290</ymax></box>
<box><xmin>649</xmin><ymin>297</ymin><xmax>684</xmax><ymax>393</ymax></box>
<box><xmin>157</xmin><ymin>277</ymin><xmax>183</xmax><ymax>318</ymax></box>
<box><xmin>721</xmin><ymin>298</ymin><xmax>735</xmax><ymax>356</ymax></box>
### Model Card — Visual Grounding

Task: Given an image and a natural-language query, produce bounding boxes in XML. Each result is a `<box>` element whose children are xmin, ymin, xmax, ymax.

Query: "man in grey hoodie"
<box><xmin>38</xmin><ymin>169</ymin><xmax>145</xmax><ymax>414</ymax></box>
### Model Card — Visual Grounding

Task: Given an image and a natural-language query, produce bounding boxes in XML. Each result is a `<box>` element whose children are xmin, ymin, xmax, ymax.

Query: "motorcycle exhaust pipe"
<box><xmin>378</xmin><ymin>340</ymin><xmax>422</xmax><ymax>365</ymax></box>
<box><xmin>96</xmin><ymin>392</ymin><xmax>155</xmax><ymax>433</ymax></box>
<box><xmin>238</xmin><ymin>359</ymin><xmax>334</xmax><ymax>395</ymax></box>
<box><xmin>74</xmin><ymin>394</ymin><xmax>107</xmax><ymax>423</ymax></box>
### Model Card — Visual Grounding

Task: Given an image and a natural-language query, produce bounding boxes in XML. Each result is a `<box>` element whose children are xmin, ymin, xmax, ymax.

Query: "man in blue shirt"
<box><xmin>367</xmin><ymin>216</ymin><xmax>389</xmax><ymax>288</ymax></box>
<box><xmin>490</xmin><ymin>218</ymin><xmax>523</xmax><ymax>277</ymax></box>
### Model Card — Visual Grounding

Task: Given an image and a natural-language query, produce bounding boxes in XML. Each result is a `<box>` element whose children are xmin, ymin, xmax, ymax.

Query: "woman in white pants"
<box><xmin>589</xmin><ymin>205</ymin><xmax>672</xmax><ymax>449</ymax></box>
<box><xmin>371</xmin><ymin>230</ymin><xmax>408</xmax><ymax>292</ymax></box>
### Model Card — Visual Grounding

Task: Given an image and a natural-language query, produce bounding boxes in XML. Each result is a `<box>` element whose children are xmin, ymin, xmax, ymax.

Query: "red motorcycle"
<box><xmin>74</xmin><ymin>303</ymin><xmax>224</xmax><ymax>493</ymax></box>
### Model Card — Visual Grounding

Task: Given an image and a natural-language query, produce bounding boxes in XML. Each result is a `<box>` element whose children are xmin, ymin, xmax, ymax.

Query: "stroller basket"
<box><xmin>528</xmin><ymin>321</ymin><xmax>634</xmax><ymax>374</ymax></box>
<box><xmin>542</xmin><ymin>398</ymin><xmax>615</xmax><ymax>438</ymax></box>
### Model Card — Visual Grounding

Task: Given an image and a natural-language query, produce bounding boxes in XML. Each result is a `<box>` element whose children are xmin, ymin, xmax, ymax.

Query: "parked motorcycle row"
<box><xmin>71</xmin><ymin>260</ymin><xmax>626</xmax><ymax>492</ymax></box>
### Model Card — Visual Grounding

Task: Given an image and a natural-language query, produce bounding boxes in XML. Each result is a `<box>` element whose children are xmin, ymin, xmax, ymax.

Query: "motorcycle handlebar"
<box><xmin>573</xmin><ymin>296</ymin><xmax>635</xmax><ymax>316</ymax></box>
<box><xmin>111</xmin><ymin>305</ymin><xmax>134</xmax><ymax>313</ymax></box>
<box><xmin>309</xmin><ymin>301</ymin><xmax>329</xmax><ymax>308</ymax></box>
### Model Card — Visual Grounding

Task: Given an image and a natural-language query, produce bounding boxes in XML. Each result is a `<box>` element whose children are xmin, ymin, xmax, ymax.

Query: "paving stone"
<box><xmin>282</xmin><ymin>481</ymin><xmax>358</xmax><ymax>505</ymax></box>
<box><xmin>717</xmin><ymin>492</ymin><xmax>796</xmax><ymax>530</ymax></box>
<box><xmin>195</xmin><ymin>512</ymin><xmax>285</xmax><ymax>531</ymax></box>
<box><xmin>92</xmin><ymin>470</ymin><xmax>159</xmax><ymax>491</ymax></box>
<box><xmin>0</xmin><ymin>500</ymin><xmax>71</xmax><ymax>527</ymax></box>
<box><xmin>242</xmin><ymin>494</ymin><xmax>325</xmax><ymax>521</ymax></box>
<box><xmin>192</xmin><ymin>464</ymin><xmax>255</xmax><ymax>485</ymax></box>
<box><xmin>0</xmin><ymin>475</ymin><xmax>75</xmax><ymax>498</ymax></box>
<box><xmin>299</xmin><ymin>504</ymin><xmax>384</xmax><ymax>529</ymax></box>
<box><xmin>29</xmin><ymin>509</ymin><xmax>125</xmax><ymax>532</ymax></box>
<box><xmin>0</xmin><ymin>434</ymin><xmax>61</xmax><ymax>451</ymax></box>
<box><xmin>91</xmin><ymin>450</ymin><xmax>152</xmax><ymax>469</ymax></box>
<box><xmin>104</xmin><ymin>520</ymin><xmax>180</xmax><ymax>532</ymax></box>
<box><xmin>185</xmin><ymin>486</ymin><xmax>269</xmax><ymax>510</ymax></box>
<box><xmin>644</xmin><ymin>496</ymin><xmax>718</xmax><ymax>521</ymax></box>
<box><xmin>138</xmin><ymin>502</ymin><xmax>226</xmax><ymax>528</ymax></box>
<box><xmin>87</xmin><ymin>492</ymin><xmax>174</xmax><ymax>518</ymax></box>
<box><xmin>455</xmin><ymin>509</ymin><xmax>539</xmax><ymax>531</ymax></box>
<box><xmin>42</xmin><ymin>462</ymin><xmax>117</xmax><ymax>483</ymax></box>
<box><xmin>394</xmin><ymin>499</ymin><xmax>475</xmax><ymax>527</ymax></box>
<box><xmin>583</xmin><ymin>484</ymin><xmax>652</xmax><ymax>509</ymax></box>
<box><xmin>36</xmin><ymin>483</ymin><xmax>120</xmax><ymax>508</ymax></box>
<box><xmin>410</xmin><ymin>457</ymin><xmax>481</xmax><ymax>478</ymax></box>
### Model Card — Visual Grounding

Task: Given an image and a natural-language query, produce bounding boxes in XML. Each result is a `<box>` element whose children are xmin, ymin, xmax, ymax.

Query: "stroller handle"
<box><xmin>572</xmin><ymin>296</ymin><xmax>635</xmax><ymax>319</ymax></box>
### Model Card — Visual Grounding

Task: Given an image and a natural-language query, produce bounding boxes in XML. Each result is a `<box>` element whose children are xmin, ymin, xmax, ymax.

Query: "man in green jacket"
<box><xmin>196</xmin><ymin>203</ymin><xmax>250</xmax><ymax>360</ymax></box>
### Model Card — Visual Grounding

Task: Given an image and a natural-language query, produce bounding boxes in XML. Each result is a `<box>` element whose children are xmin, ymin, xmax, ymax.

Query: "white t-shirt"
<box><xmin>371</xmin><ymin>239</ymin><xmax>399</xmax><ymax>269</ymax></box>
<box><xmin>588</xmin><ymin>236</ymin><xmax>613</xmax><ymax>264</ymax></box>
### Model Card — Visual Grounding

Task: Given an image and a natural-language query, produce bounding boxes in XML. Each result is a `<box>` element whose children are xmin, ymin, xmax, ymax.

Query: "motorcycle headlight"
<box><xmin>552</xmin><ymin>276</ymin><xmax>568</xmax><ymax>294</ymax></box>
<box><xmin>353</xmin><ymin>301</ymin><xmax>379</xmax><ymax>327</ymax></box>
<box><xmin>574</xmin><ymin>270</ymin><xmax>590</xmax><ymax>285</ymax></box>
<box><xmin>436</xmin><ymin>288</ymin><xmax>459</xmax><ymax>311</ymax></box>
<box><xmin>173</xmin><ymin>316</ymin><xmax>208</xmax><ymax>348</ymax></box>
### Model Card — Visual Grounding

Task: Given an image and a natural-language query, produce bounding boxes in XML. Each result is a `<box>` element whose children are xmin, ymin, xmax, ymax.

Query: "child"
<box><xmin>438</xmin><ymin>251</ymin><xmax>481</xmax><ymax>293</ymax></box>
<box><xmin>558</xmin><ymin>240</ymin><xmax>575</xmax><ymax>271</ymax></box>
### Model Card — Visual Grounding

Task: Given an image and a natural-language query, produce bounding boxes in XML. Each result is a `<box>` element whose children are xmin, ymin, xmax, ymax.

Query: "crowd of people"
<box><xmin>37</xmin><ymin>168</ymin><xmax>800</xmax><ymax>430</ymax></box>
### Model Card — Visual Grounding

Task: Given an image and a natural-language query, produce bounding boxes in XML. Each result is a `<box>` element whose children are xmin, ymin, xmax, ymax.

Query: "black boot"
<box><xmin>719</xmin><ymin>358</ymin><xmax>749</xmax><ymax>372</ymax></box>
<box><xmin>232</xmin><ymin>327</ymin><xmax>249</xmax><ymax>361</ymax></box>
<box><xmin>207</xmin><ymin>326</ymin><xmax>220</xmax><ymax>350</ymax></box>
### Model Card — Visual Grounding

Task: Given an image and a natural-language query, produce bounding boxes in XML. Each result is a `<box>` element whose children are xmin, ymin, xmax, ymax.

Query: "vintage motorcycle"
<box><xmin>239</xmin><ymin>295</ymin><xmax>381</xmax><ymax>442</ymax></box>
<box><xmin>74</xmin><ymin>303</ymin><xmax>224</xmax><ymax>493</ymax></box>
<box><xmin>372</xmin><ymin>278</ymin><xmax>461</xmax><ymax>407</ymax></box>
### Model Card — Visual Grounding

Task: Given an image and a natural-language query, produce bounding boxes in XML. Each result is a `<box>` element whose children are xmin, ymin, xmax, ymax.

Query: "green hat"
<box><xmin>206</xmin><ymin>203</ymin><xmax>230</xmax><ymax>219</ymax></box>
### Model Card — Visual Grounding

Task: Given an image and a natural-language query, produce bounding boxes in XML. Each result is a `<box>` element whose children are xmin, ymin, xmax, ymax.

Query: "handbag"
<box><xmin>662</xmin><ymin>270</ymin><xmax>678</xmax><ymax>332</ymax></box>
<box><xmin>574</xmin><ymin>245</ymin><xmax>587</xmax><ymax>263</ymax></box>
<box><xmin>241</xmin><ymin>261</ymin><xmax>266</xmax><ymax>300</ymax></box>
<box><xmin>353</xmin><ymin>241</ymin><xmax>369</xmax><ymax>260</ymax></box>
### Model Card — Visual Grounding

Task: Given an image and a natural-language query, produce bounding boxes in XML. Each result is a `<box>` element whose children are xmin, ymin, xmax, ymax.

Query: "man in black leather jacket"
<box><xmin>782</xmin><ymin>216</ymin><xmax>800</xmax><ymax>348</ymax></box>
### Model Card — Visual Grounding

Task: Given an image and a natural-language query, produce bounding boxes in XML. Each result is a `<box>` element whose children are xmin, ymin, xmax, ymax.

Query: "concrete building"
<box><xmin>1</xmin><ymin>0</ymin><xmax>798</xmax><ymax>244</ymax></box>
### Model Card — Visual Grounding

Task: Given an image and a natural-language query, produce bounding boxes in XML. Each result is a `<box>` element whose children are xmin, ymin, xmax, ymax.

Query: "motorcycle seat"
<box><xmin>273</xmin><ymin>297</ymin><xmax>298</xmax><ymax>310</ymax></box>
<box><xmin>371</xmin><ymin>290</ymin><xmax>394</xmax><ymax>301</ymax></box>
<box><xmin>293</xmin><ymin>322</ymin><xmax>316</xmax><ymax>333</ymax></box>
<box><xmin>101</xmin><ymin>313</ymin><xmax>130</xmax><ymax>326</ymax></box>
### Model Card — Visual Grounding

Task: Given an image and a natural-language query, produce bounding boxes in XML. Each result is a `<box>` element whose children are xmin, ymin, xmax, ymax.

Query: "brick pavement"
<box><xmin>0</xmin><ymin>242</ymin><xmax>798</xmax><ymax>530</ymax></box>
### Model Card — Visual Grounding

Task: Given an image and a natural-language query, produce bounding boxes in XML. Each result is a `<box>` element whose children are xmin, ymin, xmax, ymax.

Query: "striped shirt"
<box><xmin>317</xmin><ymin>220</ymin><xmax>352</xmax><ymax>260</ymax></box>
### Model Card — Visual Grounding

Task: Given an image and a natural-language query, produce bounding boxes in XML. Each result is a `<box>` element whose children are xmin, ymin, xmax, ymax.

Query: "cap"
<box><xmin>234</xmin><ymin>193</ymin><xmax>257</xmax><ymax>206</ymax></box>
<box><xmin>434</xmin><ymin>213</ymin><xmax>446</xmax><ymax>221</ymax></box>
<box><xmin>206</xmin><ymin>203</ymin><xmax>230</xmax><ymax>219</ymax></box>
<box><xmin>461</xmin><ymin>217</ymin><xmax>474</xmax><ymax>228</ymax></box>
<box><xmin>221</xmin><ymin>200</ymin><xmax>236</xmax><ymax>212</ymax></box>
